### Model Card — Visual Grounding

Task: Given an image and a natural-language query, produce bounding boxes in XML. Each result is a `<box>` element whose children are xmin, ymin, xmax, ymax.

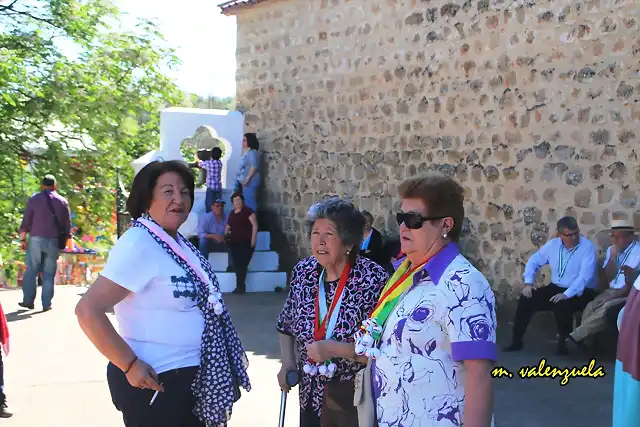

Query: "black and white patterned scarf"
<box><xmin>132</xmin><ymin>214</ymin><xmax>251</xmax><ymax>426</ymax></box>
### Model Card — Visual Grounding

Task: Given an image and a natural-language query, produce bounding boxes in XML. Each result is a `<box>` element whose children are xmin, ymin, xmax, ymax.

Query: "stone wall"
<box><xmin>230</xmin><ymin>0</ymin><xmax>640</xmax><ymax>303</ymax></box>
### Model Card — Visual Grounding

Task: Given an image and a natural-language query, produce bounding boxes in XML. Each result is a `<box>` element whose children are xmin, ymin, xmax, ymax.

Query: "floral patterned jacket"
<box><xmin>276</xmin><ymin>255</ymin><xmax>389</xmax><ymax>416</ymax></box>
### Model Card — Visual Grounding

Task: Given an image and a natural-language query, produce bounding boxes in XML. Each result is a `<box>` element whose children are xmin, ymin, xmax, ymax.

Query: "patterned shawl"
<box><xmin>132</xmin><ymin>214</ymin><xmax>251</xmax><ymax>426</ymax></box>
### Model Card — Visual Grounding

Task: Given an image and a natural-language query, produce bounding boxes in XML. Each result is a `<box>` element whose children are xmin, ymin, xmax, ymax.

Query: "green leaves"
<box><xmin>0</xmin><ymin>0</ymin><xmax>184</xmax><ymax>273</ymax></box>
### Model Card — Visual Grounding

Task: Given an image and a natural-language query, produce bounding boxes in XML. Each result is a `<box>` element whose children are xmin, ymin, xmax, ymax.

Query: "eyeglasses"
<box><xmin>396</xmin><ymin>212</ymin><xmax>447</xmax><ymax>230</ymax></box>
<box><xmin>560</xmin><ymin>230</ymin><xmax>579</xmax><ymax>237</ymax></box>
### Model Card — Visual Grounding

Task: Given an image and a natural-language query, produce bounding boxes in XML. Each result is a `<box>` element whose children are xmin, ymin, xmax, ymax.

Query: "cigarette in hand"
<box><xmin>149</xmin><ymin>386</ymin><xmax>162</xmax><ymax>406</ymax></box>
<box><xmin>149</xmin><ymin>390</ymin><xmax>159</xmax><ymax>406</ymax></box>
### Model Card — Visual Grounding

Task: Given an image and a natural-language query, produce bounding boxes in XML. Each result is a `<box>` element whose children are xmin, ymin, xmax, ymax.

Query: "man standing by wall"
<box><xmin>18</xmin><ymin>175</ymin><xmax>71</xmax><ymax>311</ymax></box>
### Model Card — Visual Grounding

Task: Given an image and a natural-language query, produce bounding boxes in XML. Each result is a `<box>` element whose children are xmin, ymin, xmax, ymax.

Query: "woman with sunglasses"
<box><xmin>276</xmin><ymin>198</ymin><xmax>388</xmax><ymax>427</ymax></box>
<box><xmin>308</xmin><ymin>173</ymin><xmax>497</xmax><ymax>427</ymax></box>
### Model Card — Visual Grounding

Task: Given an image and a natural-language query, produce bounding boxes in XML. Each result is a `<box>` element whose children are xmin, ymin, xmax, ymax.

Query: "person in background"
<box><xmin>277</xmin><ymin>198</ymin><xmax>388</xmax><ymax>427</ymax></box>
<box><xmin>18</xmin><ymin>174</ymin><xmax>71</xmax><ymax>311</ymax></box>
<box><xmin>503</xmin><ymin>216</ymin><xmax>598</xmax><ymax>355</ymax></box>
<box><xmin>235</xmin><ymin>133</ymin><xmax>260</xmax><ymax>212</ymax></box>
<box><xmin>0</xmin><ymin>302</ymin><xmax>11</xmax><ymax>418</ymax></box>
<box><xmin>197</xmin><ymin>147</ymin><xmax>223</xmax><ymax>213</ymax></box>
<box><xmin>613</xmin><ymin>274</ymin><xmax>640</xmax><ymax>427</ymax></box>
<box><xmin>568</xmin><ymin>219</ymin><xmax>640</xmax><ymax>351</ymax></box>
<box><xmin>75</xmin><ymin>160</ymin><xmax>250</xmax><ymax>427</ymax></box>
<box><xmin>226</xmin><ymin>192</ymin><xmax>258</xmax><ymax>294</ymax></box>
<box><xmin>197</xmin><ymin>199</ymin><xmax>229</xmax><ymax>261</ymax></box>
<box><xmin>359</xmin><ymin>210</ymin><xmax>384</xmax><ymax>266</ymax></box>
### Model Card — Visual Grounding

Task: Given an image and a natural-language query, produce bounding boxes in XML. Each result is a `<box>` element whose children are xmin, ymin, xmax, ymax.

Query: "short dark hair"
<box><xmin>231</xmin><ymin>192</ymin><xmax>244</xmax><ymax>202</ymax></box>
<box><xmin>211</xmin><ymin>147</ymin><xmax>222</xmax><ymax>160</ymax></box>
<box><xmin>41</xmin><ymin>174</ymin><xmax>56</xmax><ymax>187</ymax></box>
<box><xmin>557</xmin><ymin>216</ymin><xmax>578</xmax><ymax>231</ymax></box>
<box><xmin>126</xmin><ymin>160</ymin><xmax>195</xmax><ymax>219</ymax></box>
<box><xmin>244</xmin><ymin>133</ymin><xmax>259</xmax><ymax>150</ymax></box>
<box><xmin>398</xmin><ymin>172</ymin><xmax>465</xmax><ymax>242</ymax></box>
<box><xmin>361</xmin><ymin>210</ymin><xmax>374</xmax><ymax>224</ymax></box>
<box><xmin>306</xmin><ymin>198</ymin><xmax>365</xmax><ymax>265</ymax></box>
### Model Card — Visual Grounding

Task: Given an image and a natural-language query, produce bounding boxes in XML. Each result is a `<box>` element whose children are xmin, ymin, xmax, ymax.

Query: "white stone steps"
<box><xmin>215</xmin><ymin>271</ymin><xmax>288</xmax><ymax>293</ymax></box>
<box><xmin>208</xmin><ymin>250</ymin><xmax>279</xmax><ymax>272</ymax></box>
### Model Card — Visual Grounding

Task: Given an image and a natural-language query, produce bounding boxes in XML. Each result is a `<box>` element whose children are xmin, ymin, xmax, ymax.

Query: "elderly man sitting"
<box><xmin>568</xmin><ymin>220</ymin><xmax>640</xmax><ymax>349</ymax></box>
<box><xmin>197</xmin><ymin>198</ymin><xmax>229</xmax><ymax>260</ymax></box>
<box><xmin>503</xmin><ymin>216</ymin><xmax>598</xmax><ymax>355</ymax></box>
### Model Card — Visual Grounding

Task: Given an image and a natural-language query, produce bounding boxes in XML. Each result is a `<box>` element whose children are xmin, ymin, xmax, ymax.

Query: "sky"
<box><xmin>115</xmin><ymin>0</ymin><xmax>238</xmax><ymax>98</ymax></box>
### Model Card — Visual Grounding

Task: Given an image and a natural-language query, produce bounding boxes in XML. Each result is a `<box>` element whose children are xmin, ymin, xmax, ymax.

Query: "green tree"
<box><xmin>0</xmin><ymin>0</ymin><xmax>184</xmax><ymax>279</ymax></box>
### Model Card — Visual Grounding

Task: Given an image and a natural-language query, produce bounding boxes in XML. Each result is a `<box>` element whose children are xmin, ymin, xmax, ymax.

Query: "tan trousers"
<box><xmin>570</xmin><ymin>291</ymin><xmax>627</xmax><ymax>342</ymax></box>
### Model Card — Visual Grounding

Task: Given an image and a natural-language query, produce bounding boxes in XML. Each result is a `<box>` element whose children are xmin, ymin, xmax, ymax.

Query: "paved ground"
<box><xmin>1</xmin><ymin>286</ymin><xmax>614</xmax><ymax>427</ymax></box>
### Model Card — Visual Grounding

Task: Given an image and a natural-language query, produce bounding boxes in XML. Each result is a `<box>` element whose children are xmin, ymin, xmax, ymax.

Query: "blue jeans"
<box><xmin>205</xmin><ymin>188</ymin><xmax>222</xmax><ymax>213</ymax></box>
<box><xmin>235</xmin><ymin>179</ymin><xmax>259</xmax><ymax>212</ymax></box>
<box><xmin>22</xmin><ymin>236</ymin><xmax>60</xmax><ymax>308</ymax></box>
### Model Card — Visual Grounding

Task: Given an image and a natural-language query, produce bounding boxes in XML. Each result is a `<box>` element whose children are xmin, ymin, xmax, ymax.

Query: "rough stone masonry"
<box><xmin>224</xmin><ymin>0</ymin><xmax>640</xmax><ymax>304</ymax></box>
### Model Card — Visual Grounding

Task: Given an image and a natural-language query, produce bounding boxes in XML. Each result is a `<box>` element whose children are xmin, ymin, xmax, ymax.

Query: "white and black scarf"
<box><xmin>132</xmin><ymin>214</ymin><xmax>251</xmax><ymax>426</ymax></box>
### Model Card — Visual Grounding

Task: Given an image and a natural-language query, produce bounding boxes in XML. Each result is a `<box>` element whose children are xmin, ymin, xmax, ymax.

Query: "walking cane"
<box><xmin>278</xmin><ymin>370</ymin><xmax>300</xmax><ymax>427</ymax></box>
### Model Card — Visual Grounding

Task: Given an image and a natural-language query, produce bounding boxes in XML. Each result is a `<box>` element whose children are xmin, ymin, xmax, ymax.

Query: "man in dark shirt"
<box><xmin>18</xmin><ymin>175</ymin><xmax>71</xmax><ymax>311</ymax></box>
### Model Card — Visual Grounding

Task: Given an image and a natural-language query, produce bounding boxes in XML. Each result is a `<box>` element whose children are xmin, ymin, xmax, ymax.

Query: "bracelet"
<box><xmin>123</xmin><ymin>356</ymin><xmax>138</xmax><ymax>374</ymax></box>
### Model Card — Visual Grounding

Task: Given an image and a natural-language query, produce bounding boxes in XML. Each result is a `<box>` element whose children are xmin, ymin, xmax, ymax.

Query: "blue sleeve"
<box><xmin>246</xmin><ymin>150</ymin><xmax>258</xmax><ymax>168</ymax></box>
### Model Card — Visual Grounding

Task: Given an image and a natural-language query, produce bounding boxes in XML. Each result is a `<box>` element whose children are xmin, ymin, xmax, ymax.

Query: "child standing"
<box><xmin>0</xmin><ymin>302</ymin><xmax>11</xmax><ymax>418</ymax></box>
<box><xmin>198</xmin><ymin>147</ymin><xmax>223</xmax><ymax>213</ymax></box>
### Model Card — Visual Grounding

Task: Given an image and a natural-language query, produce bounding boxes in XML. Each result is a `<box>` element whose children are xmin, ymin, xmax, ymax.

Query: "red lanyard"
<box><xmin>314</xmin><ymin>263</ymin><xmax>351</xmax><ymax>341</ymax></box>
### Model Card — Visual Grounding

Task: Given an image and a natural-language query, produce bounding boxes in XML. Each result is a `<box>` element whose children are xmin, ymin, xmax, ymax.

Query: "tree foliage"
<box><xmin>0</xmin><ymin>0</ymin><xmax>184</xmax><ymax>276</ymax></box>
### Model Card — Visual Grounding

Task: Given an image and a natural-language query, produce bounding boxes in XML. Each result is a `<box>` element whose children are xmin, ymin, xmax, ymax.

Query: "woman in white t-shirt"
<box><xmin>75</xmin><ymin>160</ymin><xmax>251</xmax><ymax>427</ymax></box>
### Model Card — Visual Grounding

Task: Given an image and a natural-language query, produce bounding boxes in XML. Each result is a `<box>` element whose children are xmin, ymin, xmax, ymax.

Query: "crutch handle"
<box><xmin>278</xmin><ymin>370</ymin><xmax>300</xmax><ymax>427</ymax></box>
<box><xmin>285</xmin><ymin>370</ymin><xmax>300</xmax><ymax>388</ymax></box>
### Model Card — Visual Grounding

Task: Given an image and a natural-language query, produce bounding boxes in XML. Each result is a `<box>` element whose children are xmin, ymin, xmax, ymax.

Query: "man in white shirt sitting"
<box><xmin>503</xmin><ymin>216</ymin><xmax>598</xmax><ymax>355</ymax></box>
<box><xmin>568</xmin><ymin>219</ymin><xmax>640</xmax><ymax>348</ymax></box>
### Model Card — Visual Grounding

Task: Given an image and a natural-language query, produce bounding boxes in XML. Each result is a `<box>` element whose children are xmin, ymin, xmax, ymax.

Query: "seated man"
<box><xmin>197</xmin><ymin>199</ymin><xmax>228</xmax><ymax>260</ymax></box>
<box><xmin>503</xmin><ymin>216</ymin><xmax>598</xmax><ymax>355</ymax></box>
<box><xmin>568</xmin><ymin>219</ymin><xmax>640</xmax><ymax>348</ymax></box>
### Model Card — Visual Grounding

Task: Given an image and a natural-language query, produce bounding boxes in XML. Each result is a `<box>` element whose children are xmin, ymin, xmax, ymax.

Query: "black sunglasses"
<box><xmin>396</xmin><ymin>212</ymin><xmax>447</xmax><ymax>230</ymax></box>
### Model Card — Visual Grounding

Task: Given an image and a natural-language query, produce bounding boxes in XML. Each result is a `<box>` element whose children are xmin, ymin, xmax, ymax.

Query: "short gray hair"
<box><xmin>306</xmin><ymin>198</ymin><xmax>365</xmax><ymax>262</ymax></box>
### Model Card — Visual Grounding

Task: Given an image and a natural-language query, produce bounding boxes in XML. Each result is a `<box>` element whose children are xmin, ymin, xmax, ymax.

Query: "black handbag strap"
<box><xmin>43</xmin><ymin>191</ymin><xmax>64</xmax><ymax>235</ymax></box>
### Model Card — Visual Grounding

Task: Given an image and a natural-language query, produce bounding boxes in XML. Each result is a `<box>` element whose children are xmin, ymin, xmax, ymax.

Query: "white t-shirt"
<box><xmin>602</xmin><ymin>241</ymin><xmax>640</xmax><ymax>289</ymax></box>
<box><xmin>101</xmin><ymin>227</ymin><xmax>204</xmax><ymax>374</ymax></box>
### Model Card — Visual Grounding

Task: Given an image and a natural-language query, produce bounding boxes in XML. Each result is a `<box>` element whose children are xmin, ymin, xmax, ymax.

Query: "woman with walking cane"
<box><xmin>76</xmin><ymin>160</ymin><xmax>250</xmax><ymax>427</ymax></box>
<box><xmin>276</xmin><ymin>198</ymin><xmax>388</xmax><ymax>427</ymax></box>
<box><xmin>305</xmin><ymin>173</ymin><xmax>497</xmax><ymax>427</ymax></box>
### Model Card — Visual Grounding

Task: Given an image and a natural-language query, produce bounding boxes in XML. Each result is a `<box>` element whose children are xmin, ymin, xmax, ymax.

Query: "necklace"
<box><xmin>615</xmin><ymin>241</ymin><xmax>636</xmax><ymax>278</ymax></box>
<box><xmin>303</xmin><ymin>263</ymin><xmax>350</xmax><ymax>378</ymax></box>
<box><xmin>558</xmin><ymin>244</ymin><xmax>580</xmax><ymax>278</ymax></box>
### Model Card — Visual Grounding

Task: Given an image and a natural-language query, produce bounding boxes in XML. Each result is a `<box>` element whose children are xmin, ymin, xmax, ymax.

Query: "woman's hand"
<box><xmin>306</xmin><ymin>340</ymin><xmax>335</xmax><ymax>363</ymax></box>
<box><xmin>125</xmin><ymin>359</ymin><xmax>164</xmax><ymax>392</ymax></box>
<box><xmin>277</xmin><ymin>363</ymin><xmax>297</xmax><ymax>393</ymax></box>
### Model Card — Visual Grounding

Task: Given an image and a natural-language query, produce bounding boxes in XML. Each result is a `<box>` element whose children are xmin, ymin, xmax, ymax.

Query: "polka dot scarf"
<box><xmin>132</xmin><ymin>214</ymin><xmax>251</xmax><ymax>426</ymax></box>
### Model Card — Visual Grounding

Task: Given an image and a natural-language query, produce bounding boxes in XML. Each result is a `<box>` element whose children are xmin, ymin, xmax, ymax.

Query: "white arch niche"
<box><xmin>131</xmin><ymin>107</ymin><xmax>244</xmax><ymax>237</ymax></box>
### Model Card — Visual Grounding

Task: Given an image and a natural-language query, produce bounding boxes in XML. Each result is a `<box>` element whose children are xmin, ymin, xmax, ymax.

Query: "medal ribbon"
<box><xmin>615</xmin><ymin>241</ymin><xmax>636</xmax><ymax>278</ymax></box>
<box><xmin>367</xmin><ymin>258</ymin><xmax>429</xmax><ymax>331</ymax></box>
<box><xmin>558</xmin><ymin>244</ymin><xmax>579</xmax><ymax>279</ymax></box>
<box><xmin>314</xmin><ymin>263</ymin><xmax>351</xmax><ymax>342</ymax></box>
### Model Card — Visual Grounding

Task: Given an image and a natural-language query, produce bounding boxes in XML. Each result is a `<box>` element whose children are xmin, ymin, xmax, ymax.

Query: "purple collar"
<box><xmin>392</xmin><ymin>242</ymin><xmax>461</xmax><ymax>286</ymax></box>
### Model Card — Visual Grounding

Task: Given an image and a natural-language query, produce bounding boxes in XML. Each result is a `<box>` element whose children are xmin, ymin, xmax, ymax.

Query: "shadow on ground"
<box><xmin>5</xmin><ymin>309</ymin><xmax>39</xmax><ymax>323</ymax></box>
<box><xmin>227</xmin><ymin>293</ymin><xmax>615</xmax><ymax>427</ymax></box>
<box><xmin>68</xmin><ymin>286</ymin><xmax>613</xmax><ymax>427</ymax></box>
